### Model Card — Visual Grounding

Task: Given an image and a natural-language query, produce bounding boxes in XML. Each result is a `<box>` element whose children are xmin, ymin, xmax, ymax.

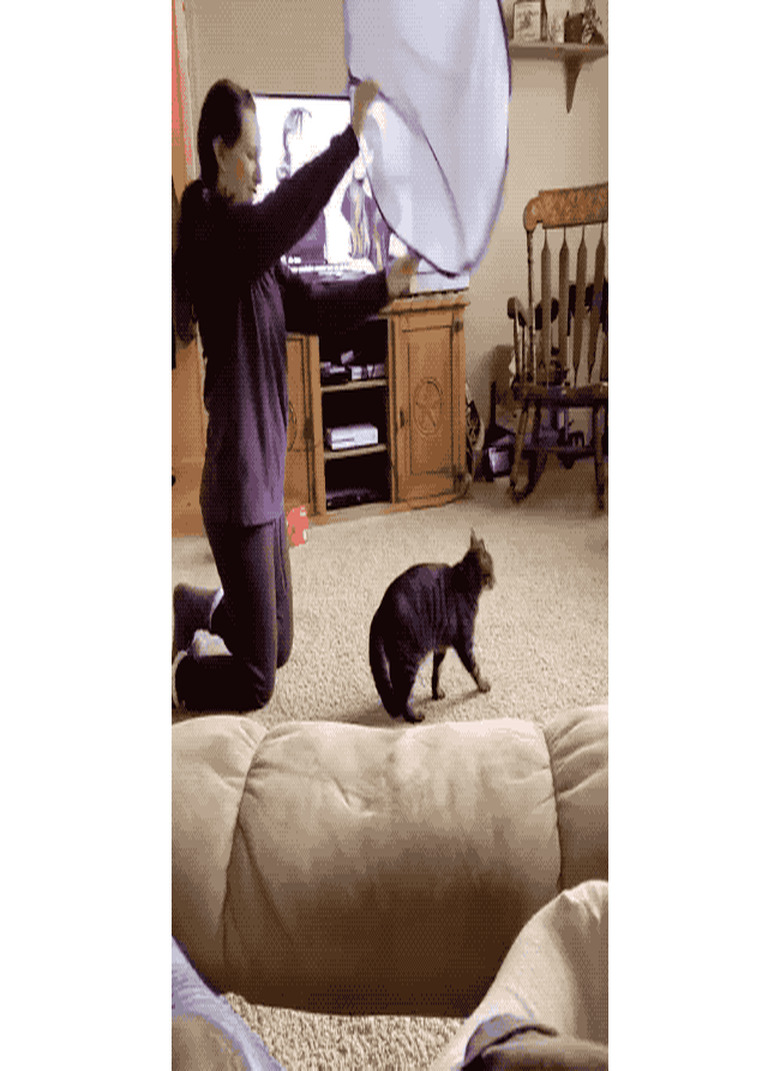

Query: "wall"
<box><xmin>179</xmin><ymin>0</ymin><xmax>607</xmax><ymax>423</ymax></box>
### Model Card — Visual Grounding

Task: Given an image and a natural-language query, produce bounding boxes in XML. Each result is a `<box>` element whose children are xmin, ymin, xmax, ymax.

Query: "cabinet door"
<box><xmin>285</xmin><ymin>334</ymin><xmax>324</xmax><ymax>514</ymax></box>
<box><xmin>392</xmin><ymin>306</ymin><xmax>465</xmax><ymax>502</ymax></box>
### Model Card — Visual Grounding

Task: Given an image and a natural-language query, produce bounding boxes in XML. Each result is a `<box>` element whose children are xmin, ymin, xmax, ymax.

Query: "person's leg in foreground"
<box><xmin>172</xmin><ymin>513</ymin><xmax>293</xmax><ymax>711</ymax></box>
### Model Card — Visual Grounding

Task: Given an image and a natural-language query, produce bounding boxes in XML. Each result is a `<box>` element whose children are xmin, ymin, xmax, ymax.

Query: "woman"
<box><xmin>172</xmin><ymin>78</ymin><xmax>416</xmax><ymax>712</ymax></box>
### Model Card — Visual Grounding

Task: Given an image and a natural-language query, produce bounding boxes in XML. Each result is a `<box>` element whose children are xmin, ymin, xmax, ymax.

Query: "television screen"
<box><xmin>252</xmin><ymin>92</ymin><xmax>468</xmax><ymax>293</ymax></box>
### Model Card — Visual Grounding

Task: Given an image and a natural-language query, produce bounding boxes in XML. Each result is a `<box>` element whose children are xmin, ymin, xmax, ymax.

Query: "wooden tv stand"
<box><xmin>285</xmin><ymin>291</ymin><xmax>469</xmax><ymax>522</ymax></box>
<box><xmin>172</xmin><ymin>291</ymin><xmax>468</xmax><ymax>535</ymax></box>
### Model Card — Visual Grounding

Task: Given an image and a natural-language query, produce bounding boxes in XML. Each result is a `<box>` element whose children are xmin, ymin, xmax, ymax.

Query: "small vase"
<box><xmin>564</xmin><ymin>12</ymin><xmax>584</xmax><ymax>43</ymax></box>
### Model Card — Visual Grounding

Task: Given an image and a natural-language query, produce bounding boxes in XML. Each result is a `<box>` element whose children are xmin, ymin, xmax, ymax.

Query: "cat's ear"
<box><xmin>470</xmin><ymin>529</ymin><xmax>478</xmax><ymax>549</ymax></box>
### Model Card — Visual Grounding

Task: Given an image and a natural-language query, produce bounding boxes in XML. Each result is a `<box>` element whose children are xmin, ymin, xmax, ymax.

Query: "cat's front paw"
<box><xmin>475</xmin><ymin>675</ymin><xmax>491</xmax><ymax>693</ymax></box>
<box><xmin>433</xmin><ymin>684</ymin><xmax>446</xmax><ymax>700</ymax></box>
<box><xmin>403</xmin><ymin>705</ymin><xmax>425</xmax><ymax>723</ymax></box>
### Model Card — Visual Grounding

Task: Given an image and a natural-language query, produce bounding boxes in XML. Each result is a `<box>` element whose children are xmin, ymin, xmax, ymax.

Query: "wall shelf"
<box><xmin>507</xmin><ymin>41</ymin><xmax>607</xmax><ymax>113</ymax></box>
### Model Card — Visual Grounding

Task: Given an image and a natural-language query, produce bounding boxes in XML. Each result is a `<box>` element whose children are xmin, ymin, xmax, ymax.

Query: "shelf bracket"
<box><xmin>508</xmin><ymin>42</ymin><xmax>607</xmax><ymax>114</ymax></box>
<box><xmin>564</xmin><ymin>56</ymin><xmax>584</xmax><ymax>113</ymax></box>
<box><xmin>562</xmin><ymin>47</ymin><xmax>606</xmax><ymax>112</ymax></box>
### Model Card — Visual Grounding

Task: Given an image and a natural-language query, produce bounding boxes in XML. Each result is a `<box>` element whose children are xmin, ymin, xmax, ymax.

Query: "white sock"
<box><xmin>208</xmin><ymin>587</ymin><xmax>224</xmax><ymax>631</ymax></box>
<box><xmin>172</xmin><ymin>650</ymin><xmax>187</xmax><ymax>710</ymax></box>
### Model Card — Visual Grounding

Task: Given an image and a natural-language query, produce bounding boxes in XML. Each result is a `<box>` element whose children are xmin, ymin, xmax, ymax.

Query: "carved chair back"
<box><xmin>520</xmin><ymin>183</ymin><xmax>608</xmax><ymax>392</ymax></box>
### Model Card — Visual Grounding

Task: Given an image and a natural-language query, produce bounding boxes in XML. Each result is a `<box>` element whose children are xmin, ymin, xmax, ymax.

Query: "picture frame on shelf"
<box><xmin>513</xmin><ymin>0</ymin><xmax>542</xmax><ymax>42</ymax></box>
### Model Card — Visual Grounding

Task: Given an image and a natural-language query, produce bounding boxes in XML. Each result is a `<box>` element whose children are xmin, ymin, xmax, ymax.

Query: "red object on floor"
<box><xmin>286</xmin><ymin>505</ymin><xmax>310</xmax><ymax>546</ymax></box>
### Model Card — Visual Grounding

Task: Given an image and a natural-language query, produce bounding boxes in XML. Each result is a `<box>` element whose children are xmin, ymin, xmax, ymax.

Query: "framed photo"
<box><xmin>514</xmin><ymin>0</ymin><xmax>542</xmax><ymax>41</ymax></box>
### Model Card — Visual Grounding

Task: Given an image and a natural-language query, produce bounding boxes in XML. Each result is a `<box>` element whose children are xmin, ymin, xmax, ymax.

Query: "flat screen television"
<box><xmin>252</xmin><ymin>92</ymin><xmax>469</xmax><ymax>294</ymax></box>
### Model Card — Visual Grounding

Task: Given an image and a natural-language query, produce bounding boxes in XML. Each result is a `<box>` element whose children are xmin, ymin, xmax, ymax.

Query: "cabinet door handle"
<box><xmin>399</xmin><ymin>408</ymin><xmax>406</xmax><ymax>428</ymax></box>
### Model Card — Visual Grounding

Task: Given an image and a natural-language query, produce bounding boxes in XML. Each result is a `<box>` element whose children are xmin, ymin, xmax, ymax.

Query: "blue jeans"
<box><xmin>175</xmin><ymin>512</ymin><xmax>293</xmax><ymax>711</ymax></box>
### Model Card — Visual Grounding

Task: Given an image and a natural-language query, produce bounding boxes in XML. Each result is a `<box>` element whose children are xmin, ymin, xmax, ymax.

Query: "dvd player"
<box><xmin>325</xmin><ymin>424</ymin><xmax>379</xmax><ymax>451</ymax></box>
<box><xmin>326</xmin><ymin>485</ymin><xmax>383</xmax><ymax>510</ymax></box>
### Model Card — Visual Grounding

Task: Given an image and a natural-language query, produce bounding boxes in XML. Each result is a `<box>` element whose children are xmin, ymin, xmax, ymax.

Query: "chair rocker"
<box><xmin>507</xmin><ymin>183</ymin><xmax>608</xmax><ymax>508</ymax></box>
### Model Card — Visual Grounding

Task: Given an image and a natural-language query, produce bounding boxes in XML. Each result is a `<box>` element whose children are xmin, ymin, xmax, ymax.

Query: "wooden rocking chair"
<box><xmin>507</xmin><ymin>183</ymin><xmax>608</xmax><ymax>508</ymax></box>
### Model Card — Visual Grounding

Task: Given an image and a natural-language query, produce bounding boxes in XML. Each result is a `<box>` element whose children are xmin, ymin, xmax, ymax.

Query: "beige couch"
<box><xmin>172</xmin><ymin>705</ymin><xmax>607</xmax><ymax>1020</ymax></box>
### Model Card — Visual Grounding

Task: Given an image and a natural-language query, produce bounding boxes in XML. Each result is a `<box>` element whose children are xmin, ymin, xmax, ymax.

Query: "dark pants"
<box><xmin>175</xmin><ymin>512</ymin><xmax>293</xmax><ymax>711</ymax></box>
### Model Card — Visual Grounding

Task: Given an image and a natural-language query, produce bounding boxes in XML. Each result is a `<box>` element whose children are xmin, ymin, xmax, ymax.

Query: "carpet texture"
<box><xmin>172</xmin><ymin>464</ymin><xmax>607</xmax><ymax>1069</ymax></box>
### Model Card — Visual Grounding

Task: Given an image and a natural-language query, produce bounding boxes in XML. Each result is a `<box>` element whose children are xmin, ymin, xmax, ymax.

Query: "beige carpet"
<box><xmin>172</xmin><ymin>463</ymin><xmax>607</xmax><ymax>1069</ymax></box>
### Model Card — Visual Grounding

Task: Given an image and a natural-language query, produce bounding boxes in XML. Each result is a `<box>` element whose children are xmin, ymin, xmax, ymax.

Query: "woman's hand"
<box><xmin>351</xmin><ymin>79</ymin><xmax>380</xmax><ymax>139</ymax></box>
<box><xmin>386</xmin><ymin>255</ymin><xmax>420</xmax><ymax>300</ymax></box>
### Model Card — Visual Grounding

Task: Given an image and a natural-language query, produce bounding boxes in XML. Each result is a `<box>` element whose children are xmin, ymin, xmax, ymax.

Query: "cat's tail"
<box><xmin>369</xmin><ymin>614</ymin><xmax>396</xmax><ymax>717</ymax></box>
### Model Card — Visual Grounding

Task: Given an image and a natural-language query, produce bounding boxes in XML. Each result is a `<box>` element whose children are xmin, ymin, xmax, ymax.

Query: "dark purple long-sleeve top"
<box><xmin>177</xmin><ymin>125</ymin><xmax>389</xmax><ymax>526</ymax></box>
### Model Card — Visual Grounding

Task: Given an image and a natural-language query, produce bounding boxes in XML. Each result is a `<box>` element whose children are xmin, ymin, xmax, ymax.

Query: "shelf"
<box><xmin>507</xmin><ymin>41</ymin><xmax>607</xmax><ymax>60</ymax></box>
<box><xmin>322</xmin><ymin>498</ymin><xmax>391</xmax><ymax>520</ymax></box>
<box><xmin>321</xmin><ymin>377</ymin><xmax>388</xmax><ymax>394</ymax></box>
<box><xmin>324</xmin><ymin>443</ymin><xmax>388</xmax><ymax>462</ymax></box>
<box><xmin>507</xmin><ymin>40</ymin><xmax>607</xmax><ymax>113</ymax></box>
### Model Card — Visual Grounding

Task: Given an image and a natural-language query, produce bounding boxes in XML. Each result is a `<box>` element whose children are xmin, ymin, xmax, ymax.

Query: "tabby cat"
<box><xmin>369</xmin><ymin>530</ymin><xmax>495</xmax><ymax>723</ymax></box>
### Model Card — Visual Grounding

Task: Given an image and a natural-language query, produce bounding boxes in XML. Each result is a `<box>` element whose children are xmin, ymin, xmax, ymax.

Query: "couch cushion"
<box><xmin>543</xmin><ymin>706</ymin><xmax>608</xmax><ymax>890</ymax></box>
<box><xmin>173</xmin><ymin>717</ymin><xmax>561</xmax><ymax>1016</ymax></box>
<box><xmin>172</xmin><ymin>716</ymin><xmax>268</xmax><ymax>982</ymax></box>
